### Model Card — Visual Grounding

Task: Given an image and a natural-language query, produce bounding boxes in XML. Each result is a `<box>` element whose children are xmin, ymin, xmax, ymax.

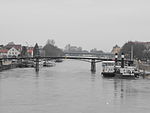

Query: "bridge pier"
<box><xmin>91</xmin><ymin>59</ymin><xmax>96</xmax><ymax>73</ymax></box>
<box><xmin>35</xmin><ymin>57</ymin><xmax>39</xmax><ymax>72</ymax></box>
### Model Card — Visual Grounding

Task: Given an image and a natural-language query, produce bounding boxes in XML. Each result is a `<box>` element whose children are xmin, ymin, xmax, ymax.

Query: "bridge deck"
<box><xmin>0</xmin><ymin>56</ymin><xmax>132</xmax><ymax>62</ymax></box>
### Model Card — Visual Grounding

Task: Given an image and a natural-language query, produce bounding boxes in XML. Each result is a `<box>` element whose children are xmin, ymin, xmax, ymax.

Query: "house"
<box><xmin>5</xmin><ymin>42</ymin><xmax>22</xmax><ymax>52</ymax></box>
<box><xmin>7</xmin><ymin>47</ymin><xmax>20</xmax><ymax>58</ymax></box>
<box><xmin>27</xmin><ymin>47</ymin><xmax>34</xmax><ymax>57</ymax></box>
<box><xmin>0</xmin><ymin>49</ymin><xmax>8</xmax><ymax>58</ymax></box>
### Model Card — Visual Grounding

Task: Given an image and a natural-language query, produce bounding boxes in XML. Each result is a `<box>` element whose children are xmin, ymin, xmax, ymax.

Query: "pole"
<box><xmin>115</xmin><ymin>53</ymin><xmax>118</xmax><ymax>66</ymax></box>
<box><xmin>121</xmin><ymin>53</ymin><xmax>124</xmax><ymax>68</ymax></box>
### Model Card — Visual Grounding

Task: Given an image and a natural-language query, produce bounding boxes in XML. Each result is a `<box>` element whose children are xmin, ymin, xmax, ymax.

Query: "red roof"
<box><xmin>0</xmin><ymin>49</ymin><xmax>8</xmax><ymax>53</ymax></box>
<box><xmin>27</xmin><ymin>49</ymin><xmax>33</xmax><ymax>54</ymax></box>
<box><xmin>5</xmin><ymin>45</ymin><xmax>22</xmax><ymax>51</ymax></box>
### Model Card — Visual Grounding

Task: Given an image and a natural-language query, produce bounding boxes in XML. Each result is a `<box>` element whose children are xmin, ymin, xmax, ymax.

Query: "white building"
<box><xmin>7</xmin><ymin>47</ymin><xmax>20</xmax><ymax>57</ymax></box>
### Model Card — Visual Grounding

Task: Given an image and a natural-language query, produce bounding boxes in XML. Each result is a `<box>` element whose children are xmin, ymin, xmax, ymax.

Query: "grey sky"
<box><xmin>0</xmin><ymin>0</ymin><xmax>150</xmax><ymax>52</ymax></box>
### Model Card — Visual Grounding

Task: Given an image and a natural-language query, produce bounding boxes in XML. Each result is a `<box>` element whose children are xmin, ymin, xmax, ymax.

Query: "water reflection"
<box><xmin>113</xmin><ymin>79</ymin><xmax>124</xmax><ymax>98</ymax></box>
<box><xmin>113</xmin><ymin>79</ymin><xmax>139</xmax><ymax>100</ymax></box>
<box><xmin>35</xmin><ymin>70</ymin><xmax>39</xmax><ymax>77</ymax></box>
<box><xmin>90</xmin><ymin>73</ymin><xmax>96</xmax><ymax>82</ymax></box>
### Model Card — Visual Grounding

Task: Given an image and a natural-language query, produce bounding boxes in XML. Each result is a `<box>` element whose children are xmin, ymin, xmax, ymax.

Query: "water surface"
<box><xmin>0</xmin><ymin>60</ymin><xmax>150</xmax><ymax>113</ymax></box>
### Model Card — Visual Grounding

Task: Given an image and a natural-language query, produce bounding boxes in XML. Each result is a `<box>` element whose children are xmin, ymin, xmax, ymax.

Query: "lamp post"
<box><xmin>115</xmin><ymin>53</ymin><xmax>118</xmax><ymax>66</ymax></box>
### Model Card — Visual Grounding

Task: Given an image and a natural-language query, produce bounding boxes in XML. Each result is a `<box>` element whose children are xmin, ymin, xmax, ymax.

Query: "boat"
<box><xmin>43</xmin><ymin>60</ymin><xmax>55</xmax><ymax>67</ymax></box>
<box><xmin>55</xmin><ymin>59</ymin><xmax>63</xmax><ymax>63</ymax></box>
<box><xmin>101</xmin><ymin>61</ymin><xmax>116</xmax><ymax>77</ymax></box>
<box><xmin>18</xmin><ymin>60</ymin><xmax>34</xmax><ymax>68</ymax></box>
<box><xmin>101</xmin><ymin>61</ymin><xmax>140</xmax><ymax>78</ymax></box>
<box><xmin>115</xmin><ymin>66</ymin><xmax>140</xmax><ymax>79</ymax></box>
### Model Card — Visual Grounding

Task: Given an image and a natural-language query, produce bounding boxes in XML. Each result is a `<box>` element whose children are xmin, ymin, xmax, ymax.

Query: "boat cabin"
<box><xmin>101</xmin><ymin>61</ymin><xmax>115</xmax><ymax>77</ymax></box>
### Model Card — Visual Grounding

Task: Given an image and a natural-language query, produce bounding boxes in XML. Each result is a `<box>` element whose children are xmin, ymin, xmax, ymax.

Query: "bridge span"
<box><xmin>0</xmin><ymin>56</ymin><xmax>121</xmax><ymax>73</ymax></box>
<box><xmin>64</xmin><ymin>52</ymin><xmax>114</xmax><ymax>58</ymax></box>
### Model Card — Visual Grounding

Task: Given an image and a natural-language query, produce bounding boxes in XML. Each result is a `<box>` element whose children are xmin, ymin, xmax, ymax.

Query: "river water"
<box><xmin>0</xmin><ymin>60</ymin><xmax>150</xmax><ymax>113</ymax></box>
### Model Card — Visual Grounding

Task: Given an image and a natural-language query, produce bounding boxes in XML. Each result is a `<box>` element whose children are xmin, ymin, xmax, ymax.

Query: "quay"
<box><xmin>0</xmin><ymin>60</ymin><xmax>17</xmax><ymax>72</ymax></box>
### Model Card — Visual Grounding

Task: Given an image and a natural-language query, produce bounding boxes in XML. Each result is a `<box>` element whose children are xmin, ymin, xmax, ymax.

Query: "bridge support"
<box><xmin>91</xmin><ymin>59</ymin><xmax>96</xmax><ymax>73</ymax></box>
<box><xmin>35</xmin><ymin>57</ymin><xmax>39</xmax><ymax>72</ymax></box>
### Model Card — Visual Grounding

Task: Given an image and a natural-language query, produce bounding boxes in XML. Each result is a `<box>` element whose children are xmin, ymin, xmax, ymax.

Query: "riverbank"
<box><xmin>134</xmin><ymin>60</ymin><xmax>150</xmax><ymax>77</ymax></box>
<box><xmin>139</xmin><ymin>63</ymin><xmax>150</xmax><ymax>71</ymax></box>
<box><xmin>0</xmin><ymin>61</ymin><xmax>18</xmax><ymax>72</ymax></box>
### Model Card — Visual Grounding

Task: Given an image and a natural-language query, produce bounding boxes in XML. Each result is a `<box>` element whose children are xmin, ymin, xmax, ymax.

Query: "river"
<box><xmin>0</xmin><ymin>60</ymin><xmax>150</xmax><ymax>113</ymax></box>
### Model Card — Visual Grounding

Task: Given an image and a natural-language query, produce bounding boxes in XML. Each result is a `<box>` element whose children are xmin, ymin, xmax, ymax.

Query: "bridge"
<box><xmin>0</xmin><ymin>43</ymin><xmax>127</xmax><ymax>73</ymax></box>
<box><xmin>0</xmin><ymin>56</ymin><xmax>116</xmax><ymax>73</ymax></box>
<box><xmin>64</xmin><ymin>52</ymin><xmax>114</xmax><ymax>58</ymax></box>
<box><xmin>0</xmin><ymin>54</ymin><xmax>131</xmax><ymax>73</ymax></box>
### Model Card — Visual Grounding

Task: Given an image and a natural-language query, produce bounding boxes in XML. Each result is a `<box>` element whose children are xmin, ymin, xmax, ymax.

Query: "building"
<box><xmin>27</xmin><ymin>47</ymin><xmax>34</xmax><ymax>57</ymax></box>
<box><xmin>111</xmin><ymin>45</ymin><xmax>121</xmax><ymax>54</ymax></box>
<box><xmin>7</xmin><ymin>47</ymin><xmax>20</xmax><ymax>57</ymax></box>
<box><xmin>5</xmin><ymin>42</ymin><xmax>22</xmax><ymax>52</ymax></box>
<box><xmin>134</xmin><ymin>41</ymin><xmax>150</xmax><ymax>50</ymax></box>
<box><xmin>0</xmin><ymin>49</ymin><xmax>8</xmax><ymax>58</ymax></box>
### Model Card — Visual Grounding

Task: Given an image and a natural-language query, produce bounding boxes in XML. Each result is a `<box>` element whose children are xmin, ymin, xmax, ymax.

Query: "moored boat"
<box><xmin>101</xmin><ymin>52</ymin><xmax>140</xmax><ymax>79</ymax></box>
<box><xmin>101</xmin><ymin>61</ymin><xmax>115</xmax><ymax>77</ymax></box>
<box><xmin>114</xmin><ymin>66</ymin><xmax>140</xmax><ymax>79</ymax></box>
<box><xmin>43</xmin><ymin>60</ymin><xmax>55</xmax><ymax>67</ymax></box>
<box><xmin>55</xmin><ymin>59</ymin><xmax>63</xmax><ymax>63</ymax></box>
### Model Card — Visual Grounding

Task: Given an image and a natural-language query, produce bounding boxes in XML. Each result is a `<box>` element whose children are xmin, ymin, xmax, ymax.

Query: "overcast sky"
<box><xmin>0</xmin><ymin>0</ymin><xmax>150</xmax><ymax>52</ymax></box>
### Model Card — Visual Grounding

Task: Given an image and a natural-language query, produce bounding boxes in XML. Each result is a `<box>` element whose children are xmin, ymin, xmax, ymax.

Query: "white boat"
<box><xmin>101</xmin><ymin>61</ymin><xmax>140</xmax><ymax>78</ymax></box>
<box><xmin>115</xmin><ymin>66</ymin><xmax>140</xmax><ymax>79</ymax></box>
<box><xmin>101</xmin><ymin>61</ymin><xmax>115</xmax><ymax>77</ymax></box>
<box><xmin>43</xmin><ymin>60</ymin><xmax>55</xmax><ymax>67</ymax></box>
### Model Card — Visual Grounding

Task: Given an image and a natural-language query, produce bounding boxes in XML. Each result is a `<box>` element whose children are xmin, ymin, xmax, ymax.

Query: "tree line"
<box><xmin>119</xmin><ymin>41</ymin><xmax>150</xmax><ymax>60</ymax></box>
<box><xmin>21</xmin><ymin>39</ymin><xmax>64</xmax><ymax>57</ymax></box>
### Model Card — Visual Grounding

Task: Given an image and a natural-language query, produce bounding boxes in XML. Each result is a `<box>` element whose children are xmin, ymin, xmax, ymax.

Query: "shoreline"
<box><xmin>0</xmin><ymin>63</ymin><xmax>18</xmax><ymax>72</ymax></box>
